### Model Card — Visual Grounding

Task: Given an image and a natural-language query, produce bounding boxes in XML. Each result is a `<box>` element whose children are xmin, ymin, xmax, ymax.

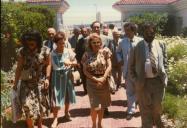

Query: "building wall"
<box><xmin>172</xmin><ymin>0</ymin><xmax>187</xmax><ymax>28</ymax></box>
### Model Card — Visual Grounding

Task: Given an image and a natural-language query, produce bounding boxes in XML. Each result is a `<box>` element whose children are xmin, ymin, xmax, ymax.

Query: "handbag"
<box><xmin>107</xmin><ymin>75</ymin><xmax>116</xmax><ymax>92</ymax></box>
<box><xmin>71</xmin><ymin>68</ymin><xmax>81</xmax><ymax>84</ymax></box>
<box><xmin>11</xmin><ymin>81</ymin><xmax>22</xmax><ymax>123</ymax></box>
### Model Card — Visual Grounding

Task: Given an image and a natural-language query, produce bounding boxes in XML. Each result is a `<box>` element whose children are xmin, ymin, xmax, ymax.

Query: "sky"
<box><xmin>63</xmin><ymin>0</ymin><xmax>121</xmax><ymax>25</ymax></box>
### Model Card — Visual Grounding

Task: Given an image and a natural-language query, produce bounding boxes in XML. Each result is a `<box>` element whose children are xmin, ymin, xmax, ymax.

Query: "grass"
<box><xmin>162</xmin><ymin>92</ymin><xmax>187</xmax><ymax>127</ymax></box>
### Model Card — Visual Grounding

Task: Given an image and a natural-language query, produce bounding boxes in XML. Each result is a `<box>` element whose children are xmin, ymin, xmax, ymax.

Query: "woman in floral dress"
<box><xmin>81</xmin><ymin>33</ymin><xmax>112</xmax><ymax>128</ymax></box>
<box><xmin>50</xmin><ymin>31</ymin><xmax>76</xmax><ymax>128</ymax></box>
<box><xmin>13</xmin><ymin>30</ymin><xmax>51</xmax><ymax>128</ymax></box>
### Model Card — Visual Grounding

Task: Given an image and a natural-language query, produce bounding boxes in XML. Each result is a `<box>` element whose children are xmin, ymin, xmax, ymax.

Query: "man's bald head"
<box><xmin>47</xmin><ymin>28</ymin><xmax>56</xmax><ymax>40</ymax></box>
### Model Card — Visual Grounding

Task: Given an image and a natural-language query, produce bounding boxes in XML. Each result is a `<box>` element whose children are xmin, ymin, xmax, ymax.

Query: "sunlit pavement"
<box><xmin>45</xmin><ymin>84</ymin><xmax>141</xmax><ymax>128</ymax></box>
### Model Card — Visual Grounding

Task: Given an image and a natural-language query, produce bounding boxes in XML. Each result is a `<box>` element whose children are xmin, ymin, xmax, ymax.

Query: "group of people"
<box><xmin>12</xmin><ymin>20</ymin><xmax>167</xmax><ymax>128</ymax></box>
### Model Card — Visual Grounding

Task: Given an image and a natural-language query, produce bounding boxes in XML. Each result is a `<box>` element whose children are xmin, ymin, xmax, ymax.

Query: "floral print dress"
<box><xmin>81</xmin><ymin>47</ymin><xmax>112</xmax><ymax>108</ymax></box>
<box><xmin>18</xmin><ymin>46</ymin><xmax>50</xmax><ymax>119</ymax></box>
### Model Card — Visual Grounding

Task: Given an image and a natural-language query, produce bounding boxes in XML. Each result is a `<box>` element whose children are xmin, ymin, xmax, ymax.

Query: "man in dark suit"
<box><xmin>128</xmin><ymin>22</ymin><xmax>168</xmax><ymax>128</ymax></box>
<box><xmin>75</xmin><ymin>27</ymin><xmax>89</xmax><ymax>94</ymax></box>
<box><xmin>43</xmin><ymin>28</ymin><xmax>57</xmax><ymax>51</ymax></box>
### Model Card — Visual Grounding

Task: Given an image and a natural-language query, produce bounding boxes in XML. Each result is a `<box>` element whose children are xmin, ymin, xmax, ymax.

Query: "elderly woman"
<box><xmin>13</xmin><ymin>30</ymin><xmax>51</xmax><ymax>128</ymax></box>
<box><xmin>50</xmin><ymin>31</ymin><xmax>76</xmax><ymax>128</ymax></box>
<box><xmin>81</xmin><ymin>33</ymin><xmax>112</xmax><ymax>128</ymax></box>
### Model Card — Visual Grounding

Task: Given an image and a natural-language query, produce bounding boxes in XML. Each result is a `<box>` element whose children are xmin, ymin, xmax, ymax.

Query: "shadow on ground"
<box><xmin>111</xmin><ymin>100</ymin><xmax>127</xmax><ymax>107</ymax></box>
<box><xmin>75</xmin><ymin>90</ymin><xmax>87</xmax><ymax>97</ymax></box>
<box><xmin>2</xmin><ymin>118</ymin><xmax>27</xmax><ymax>128</ymax></box>
<box><xmin>69</xmin><ymin>107</ymin><xmax>90</xmax><ymax>117</ymax></box>
<box><xmin>2</xmin><ymin>116</ymin><xmax>73</xmax><ymax>128</ymax></box>
<box><xmin>104</xmin><ymin>111</ymin><xmax>140</xmax><ymax>119</ymax></box>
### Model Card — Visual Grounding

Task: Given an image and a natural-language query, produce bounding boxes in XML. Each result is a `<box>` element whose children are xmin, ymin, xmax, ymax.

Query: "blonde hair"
<box><xmin>88</xmin><ymin>33</ymin><xmax>102</xmax><ymax>50</ymax></box>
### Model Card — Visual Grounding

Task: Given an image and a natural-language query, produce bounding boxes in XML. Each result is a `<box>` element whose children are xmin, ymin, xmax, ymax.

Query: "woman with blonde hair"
<box><xmin>81</xmin><ymin>33</ymin><xmax>112</xmax><ymax>128</ymax></box>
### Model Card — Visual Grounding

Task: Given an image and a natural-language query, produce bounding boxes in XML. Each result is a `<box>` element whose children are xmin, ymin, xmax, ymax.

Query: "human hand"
<box><xmin>96</xmin><ymin>77</ymin><xmax>106</xmax><ymax>84</ymax></box>
<box><xmin>44</xmin><ymin>79</ymin><xmax>49</xmax><ymax>89</ymax></box>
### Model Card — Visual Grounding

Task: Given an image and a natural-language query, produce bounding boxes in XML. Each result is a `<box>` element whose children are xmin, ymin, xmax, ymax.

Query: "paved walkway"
<box><xmin>50</xmin><ymin>84</ymin><xmax>141</xmax><ymax>128</ymax></box>
<box><xmin>2</xmin><ymin>84</ymin><xmax>141</xmax><ymax>128</ymax></box>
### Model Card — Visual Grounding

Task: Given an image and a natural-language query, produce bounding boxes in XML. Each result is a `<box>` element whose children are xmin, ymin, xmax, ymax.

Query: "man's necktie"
<box><xmin>148</xmin><ymin>43</ymin><xmax>157</xmax><ymax>74</ymax></box>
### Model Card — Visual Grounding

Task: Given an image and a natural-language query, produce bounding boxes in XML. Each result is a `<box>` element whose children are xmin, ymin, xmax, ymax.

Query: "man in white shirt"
<box><xmin>117</xmin><ymin>22</ymin><xmax>142</xmax><ymax>120</ymax></box>
<box><xmin>128</xmin><ymin>22</ymin><xmax>167</xmax><ymax>127</ymax></box>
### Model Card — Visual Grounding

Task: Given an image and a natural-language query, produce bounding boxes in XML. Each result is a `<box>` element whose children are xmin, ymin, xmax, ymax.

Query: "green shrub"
<box><xmin>163</xmin><ymin>93</ymin><xmax>187</xmax><ymax>127</ymax></box>
<box><xmin>127</xmin><ymin>12</ymin><xmax>168</xmax><ymax>36</ymax></box>
<box><xmin>181</xmin><ymin>27</ymin><xmax>187</xmax><ymax>37</ymax></box>
<box><xmin>1</xmin><ymin>73</ymin><xmax>11</xmax><ymax>118</ymax></box>
<box><xmin>1</xmin><ymin>2</ymin><xmax>55</xmax><ymax>71</ymax></box>
<box><xmin>162</xmin><ymin>93</ymin><xmax>178</xmax><ymax>118</ymax></box>
<box><xmin>168</xmin><ymin>44</ymin><xmax>187</xmax><ymax>61</ymax></box>
<box><xmin>168</xmin><ymin>60</ymin><xmax>187</xmax><ymax>96</ymax></box>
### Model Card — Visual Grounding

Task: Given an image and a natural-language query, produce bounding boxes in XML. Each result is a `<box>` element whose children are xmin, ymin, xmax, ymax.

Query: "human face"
<box><xmin>48</xmin><ymin>30</ymin><xmax>56</xmax><ymax>40</ymax></box>
<box><xmin>56</xmin><ymin>39</ymin><xmax>65</xmax><ymax>51</ymax></box>
<box><xmin>81</xmin><ymin>28</ymin><xmax>88</xmax><ymax>37</ymax></box>
<box><xmin>124</xmin><ymin>26</ymin><xmax>134</xmax><ymax>39</ymax></box>
<box><xmin>113</xmin><ymin>32</ymin><xmax>120</xmax><ymax>41</ymax></box>
<box><xmin>103</xmin><ymin>28</ymin><xmax>109</xmax><ymax>36</ymax></box>
<box><xmin>144</xmin><ymin>26</ymin><xmax>155</xmax><ymax>43</ymax></box>
<box><xmin>74</xmin><ymin>29</ymin><xmax>80</xmax><ymax>37</ymax></box>
<box><xmin>90</xmin><ymin>38</ymin><xmax>101</xmax><ymax>53</ymax></box>
<box><xmin>26</xmin><ymin>41</ymin><xmax>37</xmax><ymax>51</ymax></box>
<box><xmin>92</xmin><ymin>23</ymin><xmax>101</xmax><ymax>34</ymax></box>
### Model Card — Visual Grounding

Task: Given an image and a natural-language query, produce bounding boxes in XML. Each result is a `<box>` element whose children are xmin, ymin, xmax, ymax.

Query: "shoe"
<box><xmin>126</xmin><ymin>113</ymin><xmax>133</xmax><ymax>120</ymax></box>
<box><xmin>64</xmin><ymin>113</ymin><xmax>71</xmax><ymax>120</ymax></box>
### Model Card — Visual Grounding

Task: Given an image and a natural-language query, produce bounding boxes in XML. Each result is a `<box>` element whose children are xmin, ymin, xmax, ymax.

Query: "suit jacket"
<box><xmin>117</xmin><ymin>36</ymin><xmax>142</xmax><ymax>78</ymax></box>
<box><xmin>43</xmin><ymin>40</ymin><xmax>56</xmax><ymax>51</ymax></box>
<box><xmin>109</xmin><ymin>38</ymin><xmax>122</xmax><ymax>67</ymax></box>
<box><xmin>128</xmin><ymin>39</ymin><xmax>168</xmax><ymax>91</ymax></box>
<box><xmin>75</xmin><ymin>36</ymin><xmax>87</xmax><ymax>62</ymax></box>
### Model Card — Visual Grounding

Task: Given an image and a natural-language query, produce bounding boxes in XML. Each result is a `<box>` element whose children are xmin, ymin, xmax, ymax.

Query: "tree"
<box><xmin>127</xmin><ymin>12</ymin><xmax>168</xmax><ymax>36</ymax></box>
<box><xmin>1</xmin><ymin>2</ymin><xmax>55</xmax><ymax>71</ymax></box>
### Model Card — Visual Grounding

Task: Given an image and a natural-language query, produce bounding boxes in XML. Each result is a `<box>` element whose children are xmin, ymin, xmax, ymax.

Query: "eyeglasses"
<box><xmin>91</xmin><ymin>41</ymin><xmax>100</xmax><ymax>45</ymax></box>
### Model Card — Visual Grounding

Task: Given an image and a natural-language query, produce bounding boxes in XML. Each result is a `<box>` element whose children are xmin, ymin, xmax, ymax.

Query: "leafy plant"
<box><xmin>181</xmin><ymin>27</ymin><xmax>187</xmax><ymax>37</ymax></box>
<box><xmin>163</xmin><ymin>93</ymin><xmax>187</xmax><ymax>127</ymax></box>
<box><xmin>127</xmin><ymin>12</ymin><xmax>168</xmax><ymax>36</ymax></box>
<box><xmin>167</xmin><ymin>44</ymin><xmax>187</xmax><ymax>61</ymax></box>
<box><xmin>1</xmin><ymin>2</ymin><xmax>55</xmax><ymax>71</ymax></box>
<box><xmin>1</xmin><ymin>71</ymin><xmax>12</xmax><ymax>118</ymax></box>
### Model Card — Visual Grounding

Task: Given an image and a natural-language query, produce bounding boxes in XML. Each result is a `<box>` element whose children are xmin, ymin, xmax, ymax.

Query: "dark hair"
<box><xmin>123</xmin><ymin>22</ymin><xmax>137</xmax><ymax>33</ymax></box>
<box><xmin>21</xmin><ymin>30</ymin><xmax>42</xmax><ymax>51</ymax></box>
<box><xmin>54</xmin><ymin>31</ymin><xmax>66</xmax><ymax>43</ymax></box>
<box><xmin>142</xmin><ymin>22</ymin><xmax>156</xmax><ymax>33</ymax></box>
<box><xmin>90</xmin><ymin>21</ymin><xmax>102</xmax><ymax>29</ymax></box>
<box><xmin>109</xmin><ymin>24</ymin><xmax>115</xmax><ymax>29</ymax></box>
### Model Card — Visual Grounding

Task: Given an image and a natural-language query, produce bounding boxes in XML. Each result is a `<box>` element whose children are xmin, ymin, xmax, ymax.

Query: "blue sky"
<box><xmin>63</xmin><ymin>0</ymin><xmax>121</xmax><ymax>25</ymax></box>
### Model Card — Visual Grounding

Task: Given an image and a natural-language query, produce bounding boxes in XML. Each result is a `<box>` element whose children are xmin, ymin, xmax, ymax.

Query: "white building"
<box><xmin>113</xmin><ymin>0</ymin><xmax>187</xmax><ymax>29</ymax></box>
<box><xmin>26</xmin><ymin>0</ymin><xmax>69</xmax><ymax>31</ymax></box>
